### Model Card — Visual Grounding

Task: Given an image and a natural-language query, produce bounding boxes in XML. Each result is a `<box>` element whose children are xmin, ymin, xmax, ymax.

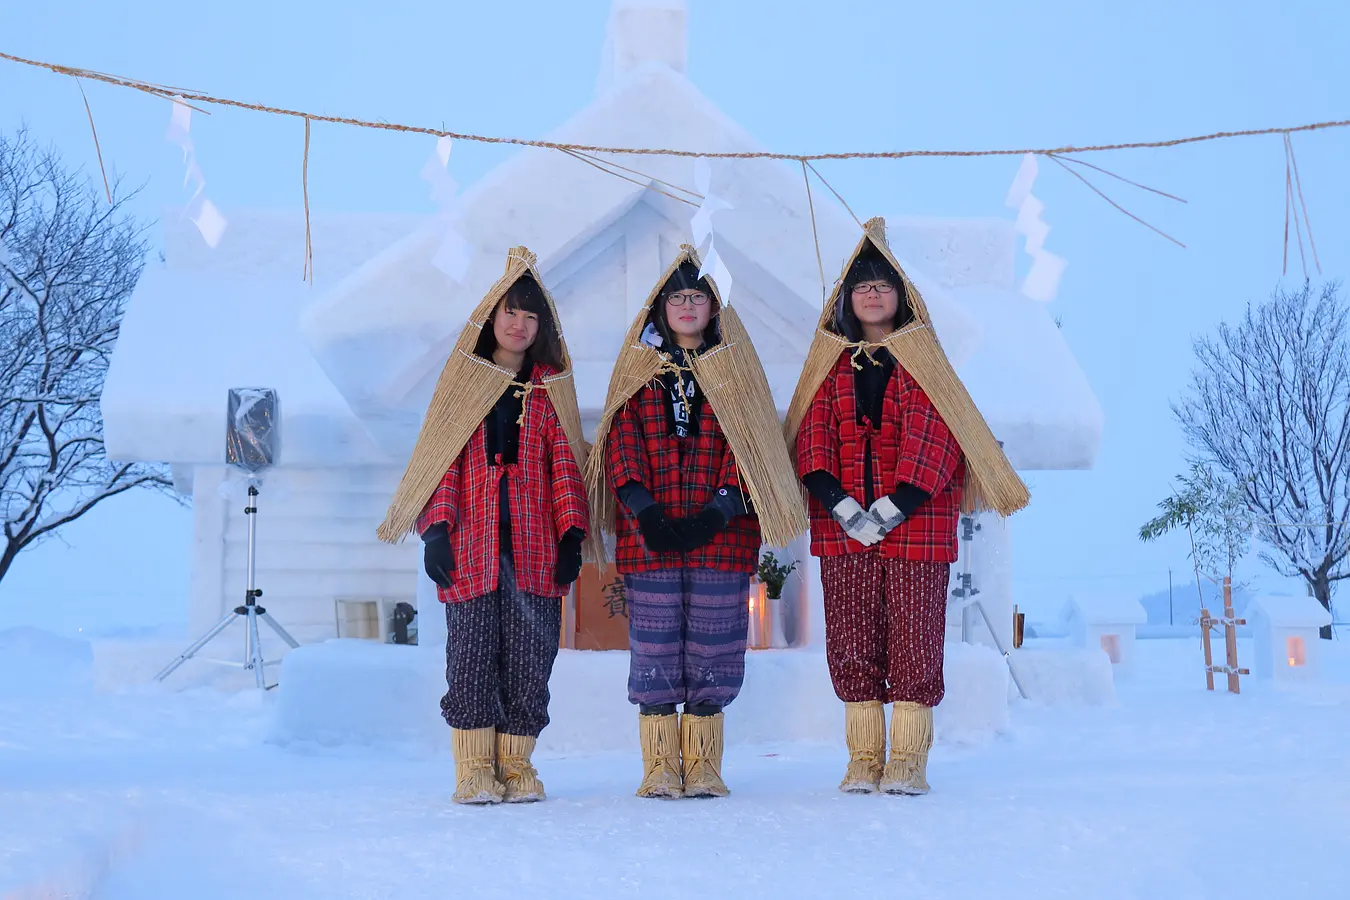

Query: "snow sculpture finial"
<box><xmin>596</xmin><ymin>0</ymin><xmax>688</xmax><ymax>96</ymax></box>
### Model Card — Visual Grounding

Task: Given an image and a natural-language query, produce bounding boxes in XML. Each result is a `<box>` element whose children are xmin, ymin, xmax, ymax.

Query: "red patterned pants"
<box><xmin>820</xmin><ymin>553</ymin><xmax>950</xmax><ymax>707</ymax></box>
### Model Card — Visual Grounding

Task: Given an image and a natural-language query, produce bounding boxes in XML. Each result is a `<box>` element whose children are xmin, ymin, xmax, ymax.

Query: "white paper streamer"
<box><xmin>421</xmin><ymin>136</ymin><xmax>474</xmax><ymax>284</ymax></box>
<box><xmin>165</xmin><ymin>96</ymin><xmax>227</xmax><ymax>249</ymax></box>
<box><xmin>1004</xmin><ymin>153</ymin><xmax>1065</xmax><ymax>303</ymax></box>
<box><xmin>690</xmin><ymin>157</ymin><xmax>734</xmax><ymax>304</ymax></box>
<box><xmin>699</xmin><ymin>245</ymin><xmax>734</xmax><ymax>307</ymax></box>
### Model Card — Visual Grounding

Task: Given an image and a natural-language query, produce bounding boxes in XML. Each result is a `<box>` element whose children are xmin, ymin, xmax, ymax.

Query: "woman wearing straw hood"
<box><xmin>588</xmin><ymin>245</ymin><xmax>806</xmax><ymax>800</ymax></box>
<box><xmin>377</xmin><ymin>247</ymin><xmax>590</xmax><ymax>805</ymax></box>
<box><xmin>785</xmin><ymin>218</ymin><xmax>1029</xmax><ymax>796</ymax></box>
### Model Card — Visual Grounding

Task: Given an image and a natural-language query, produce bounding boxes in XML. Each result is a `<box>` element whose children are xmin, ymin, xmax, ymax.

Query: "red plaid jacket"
<box><xmin>796</xmin><ymin>350</ymin><xmax>964</xmax><ymax>561</ymax></box>
<box><xmin>416</xmin><ymin>364</ymin><xmax>589</xmax><ymax>602</ymax></box>
<box><xmin>606</xmin><ymin>379</ymin><xmax>761</xmax><ymax>574</ymax></box>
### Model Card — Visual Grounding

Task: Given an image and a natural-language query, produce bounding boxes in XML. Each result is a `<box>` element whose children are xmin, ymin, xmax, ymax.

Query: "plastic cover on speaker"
<box><xmin>225</xmin><ymin>388</ymin><xmax>280</xmax><ymax>473</ymax></box>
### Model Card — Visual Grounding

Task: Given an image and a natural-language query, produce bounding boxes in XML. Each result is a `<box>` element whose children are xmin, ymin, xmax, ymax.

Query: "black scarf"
<box><xmin>485</xmin><ymin>365</ymin><xmax>529</xmax><ymax>555</ymax></box>
<box><xmin>853</xmin><ymin>349</ymin><xmax>895</xmax><ymax>428</ymax></box>
<box><xmin>659</xmin><ymin>346</ymin><xmax>705</xmax><ymax>439</ymax></box>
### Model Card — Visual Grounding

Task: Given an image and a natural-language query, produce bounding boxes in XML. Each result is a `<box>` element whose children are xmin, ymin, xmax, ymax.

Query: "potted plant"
<box><xmin>757</xmin><ymin>551</ymin><xmax>798</xmax><ymax>601</ymax></box>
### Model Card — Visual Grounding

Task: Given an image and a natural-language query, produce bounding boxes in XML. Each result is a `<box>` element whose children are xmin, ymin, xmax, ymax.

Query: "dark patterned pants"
<box><xmin>625</xmin><ymin>567</ymin><xmax>750</xmax><ymax>709</ymax></box>
<box><xmin>442</xmin><ymin>554</ymin><xmax>561</xmax><ymax>737</ymax></box>
<box><xmin>820</xmin><ymin>554</ymin><xmax>950</xmax><ymax>707</ymax></box>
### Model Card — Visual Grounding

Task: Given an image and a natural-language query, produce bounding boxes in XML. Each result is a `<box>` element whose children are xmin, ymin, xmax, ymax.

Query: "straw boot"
<box><xmin>496</xmin><ymin>732</ymin><xmax>546</xmax><ymax>803</ymax></box>
<box><xmin>681</xmin><ymin>712</ymin><xmax>729</xmax><ymax>798</ymax></box>
<box><xmin>636</xmin><ymin>713</ymin><xmax>684</xmax><ymax>799</ymax></box>
<box><xmin>880</xmin><ymin>702</ymin><xmax>933</xmax><ymax>795</ymax></box>
<box><xmin>839</xmin><ymin>700</ymin><xmax>885</xmax><ymax>793</ymax></box>
<box><xmin>450</xmin><ymin>727</ymin><xmax>506</xmax><ymax>805</ymax></box>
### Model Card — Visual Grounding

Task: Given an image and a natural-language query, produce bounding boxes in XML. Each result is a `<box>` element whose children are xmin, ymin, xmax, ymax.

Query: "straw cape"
<box><xmin>377</xmin><ymin>246</ymin><xmax>593</xmax><ymax>553</ymax></box>
<box><xmin>585</xmin><ymin>244</ymin><xmax>808</xmax><ymax>553</ymax></box>
<box><xmin>784</xmin><ymin>218</ymin><xmax>1030</xmax><ymax>517</ymax></box>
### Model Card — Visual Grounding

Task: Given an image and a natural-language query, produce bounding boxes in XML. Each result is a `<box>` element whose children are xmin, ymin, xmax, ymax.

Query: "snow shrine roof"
<box><xmin>1061</xmin><ymin>594</ymin><xmax>1149</xmax><ymax>626</ymax></box>
<box><xmin>103</xmin><ymin>0</ymin><xmax>1101</xmax><ymax>474</ymax></box>
<box><xmin>1245</xmin><ymin>594</ymin><xmax>1333</xmax><ymax>629</ymax></box>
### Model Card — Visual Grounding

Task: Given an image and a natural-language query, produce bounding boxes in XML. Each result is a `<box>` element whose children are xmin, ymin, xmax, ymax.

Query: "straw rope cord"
<box><xmin>302</xmin><ymin>117</ymin><xmax>314</xmax><ymax>282</ymax></box>
<box><xmin>559</xmin><ymin>149</ymin><xmax>701</xmax><ymax>207</ymax></box>
<box><xmin>800</xmin><ymin>159</ymin><xmax>828</xmax><ymax>302</ymax></box>
<box><xmin>4</xmin><ymin>51</ymin><xmax>1348</xmax><ymax>162</ymax></box>
<box><xmin>74</xmin><ymin>78</ymin><xmax>112</xmax><ymax>204</ymax></box>
<box><xmin>804</xmin><ymin>160</ymin><xmax>864</xmax><ymax>229</ymax></box>
<box><xmin>1046</xmin><ymin>154</ymin><xmax>1185</xmax><ymax>247</ymax></box>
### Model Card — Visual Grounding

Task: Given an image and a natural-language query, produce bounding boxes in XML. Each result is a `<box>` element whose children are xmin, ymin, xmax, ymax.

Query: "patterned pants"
<box><xmin>820</xmin><ymin>554</ymin><xmax>950</xmax><ymax>707</ymax></box>
<box><xmin>625</xmin><ymin>567</ymin><xmax>751</xmax><ymax>709</ymax></box>
<box><xmin>442</xmin><ymin>554</ymin><xmax>561</xmax><ymax>737</ymax></box>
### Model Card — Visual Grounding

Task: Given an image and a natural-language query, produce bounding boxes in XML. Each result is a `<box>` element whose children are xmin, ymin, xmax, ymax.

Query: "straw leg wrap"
<box><xmin>681</xmin><ymin>711</ymin><xmax>729</xmax><ymax>798</ymax></box>
<box><xmin>496</xmin><ymin>732</ymin><xmax>546</xmax><ymax>803</ymax></box>
<box><xmin>880</xmin><ymin>702</ymin><xmax>933</xmax><ymax>796</ymax></box>
<box><xmin>636</xmin><ymin>713</ymin><xmax>684</xmax><ymax>799</ymax></box>
<box><xmin>451</xmin><ymin>726</ymin><xmax>506</xmax><ymax>805</ymax></box>
<box><xmin>840</xmin><ymin>700</ymin><xmax>885</xmax><ymax>794</ymax></box>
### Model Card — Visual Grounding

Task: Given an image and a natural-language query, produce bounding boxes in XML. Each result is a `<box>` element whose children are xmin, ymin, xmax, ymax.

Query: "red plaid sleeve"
<box><xmin>606</xmin><ymin>395</ymin><xmax>650</xmax><ymax>493</ymax></box>
<box><xmin>545</xmin><ymin>404</ymin><xmax>589</xmax><ymax>536</ymax></box>
<box><xmin>415</xmin><ymin>457</ymin><xmax>462</xmax><ymax>535</ymax></box>
<box><xmin>715</xmin><ymin>443</ymin><xmax>742</xmax><ymax>490</ymax></box>
<box><xmin>795</xmin><ymin>373</ymin><xmax>841</xmax><ymax>479</ymax></box>
<box><xmin>891</xmin><ymin>371</ymin><xmax>962</xmax><ymax>496</ymax></box>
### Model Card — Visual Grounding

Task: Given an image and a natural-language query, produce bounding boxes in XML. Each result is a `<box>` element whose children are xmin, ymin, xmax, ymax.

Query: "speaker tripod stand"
<box><xmin>949</xmin><ymin>514</ymin><xmax>1028</xmax><ymax>700</ymax></box>
<box><xmin>155</xmin><ymin>484</ymin><xmax>299</xmax><ymax>690</ymax></box>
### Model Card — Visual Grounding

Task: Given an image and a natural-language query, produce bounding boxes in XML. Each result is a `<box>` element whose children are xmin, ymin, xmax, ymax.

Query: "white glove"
<box><xmin>868</xmin><ymin>495</ymin><xmax>906</xmax><ymax>537</ymax></box>
<box><xmin>831</xmin><ymin>497</ymin><xmax>886</xmax><ymax>547</ymax></box>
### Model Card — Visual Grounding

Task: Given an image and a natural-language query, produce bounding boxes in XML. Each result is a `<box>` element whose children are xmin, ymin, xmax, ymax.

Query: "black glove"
<box><xmin>672</xmin><ymin>486</ymin><xmax>745</xmax><ymax>552</ymax></box>
<box><xmin>636</xmin><ymin>504</ymin><xmax>685</xmax><ymax>554</ymax></box>
<box><xmin>671</xmin><ymin>508</ymin><xmax>725</xmax><ymax>552</ymax></box>
<box><xmin>554</xmin><ymin>527</ymin><xmax>585</xmax><ymax>587</ymax></box>
<box><xmin>421</xmin><ymin>522</ymin><xmax>455</xmax><ymax>588</ymax></box>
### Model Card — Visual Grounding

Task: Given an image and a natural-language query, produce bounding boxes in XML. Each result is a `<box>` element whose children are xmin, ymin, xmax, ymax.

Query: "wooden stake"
<box><xmin>1223</xmin><ymin>576</ymin><xmax>1241</xmax><ymax>694</ymax></box>
<box><xmin>1200</xmin><ymin>606</ymin><xmax>1215</xmax><ymax>691</ymax></box>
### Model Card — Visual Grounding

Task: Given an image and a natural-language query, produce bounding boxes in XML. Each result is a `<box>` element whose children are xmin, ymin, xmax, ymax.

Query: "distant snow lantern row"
<box><xmin>1061</xmin><ymin>595</ymin><xmax>1147</xmax><ymax>676</ymax></box>
<box><xmin>1244</xmin><ymin>594</ymin><xmax>1332</xmax><ymax>683</ymax></box>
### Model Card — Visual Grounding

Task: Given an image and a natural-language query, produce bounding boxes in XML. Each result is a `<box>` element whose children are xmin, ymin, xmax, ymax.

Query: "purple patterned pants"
<box><xmin>625</xmin><ymin>567</ymin><xmax>751</xmax><ymax>709</ymax></box>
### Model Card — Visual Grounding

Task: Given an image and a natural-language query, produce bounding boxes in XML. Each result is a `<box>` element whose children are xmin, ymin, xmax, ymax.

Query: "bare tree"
<box><xmin>1175</xmin><ymin>281</ymin><xmax>1350</xmax><ymax>639</ymax></box>
<box><xmin>0</xmin><ymin>128</ymin><xmax>173</xmax><ymax>586</ymax></box>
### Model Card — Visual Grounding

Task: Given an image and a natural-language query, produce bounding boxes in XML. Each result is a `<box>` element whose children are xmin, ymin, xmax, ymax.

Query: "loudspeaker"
<box><xmin>226</xmin><ymin>388</ymin><xmax>280</xmax><ymax>473</ymax></box>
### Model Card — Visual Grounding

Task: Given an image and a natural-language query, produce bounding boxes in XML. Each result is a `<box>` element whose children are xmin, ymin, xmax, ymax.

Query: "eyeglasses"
<box><xmin>852</xmin><ymin>282</ymin><xmax>897</xmax><ymax>296</ymax></box>
<box><xmin>666</xmin><ymin>291</ymin><xmax>711</xmax><ymax>307</ymax></box>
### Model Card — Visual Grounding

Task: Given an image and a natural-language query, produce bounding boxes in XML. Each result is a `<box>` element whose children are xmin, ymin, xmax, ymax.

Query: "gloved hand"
<box><xmin>672</xmin><ymin>486</ymin><xmax>744</xmax><ymax>552</ymax></box>
<box><xmin>421</xmin><ymin>522</ymin><xmax>456</xmax><ymax>588</ymax></box>
<box><xmin>672</xmin><ymin>508</ymin><xmax>725</xmax><ymax>552</ymax></box>
<box><xmin>636</xmin><ymin>504</ymin><xmax>685</xmax><ymax>554</ymax></box>
<box><xmin>867</xmin><ymin>495</ymin><xmax>906</xmax><ymax>538</ymax></box>
<box><xmin>831</xmin><ymin>497</ymin><xmax>885</xmax><ymax>547</ymax></box>
<box><xmin>554</xmin><ymin>527</ymin><xmax>585</xmax><ymax>586</ymax></box>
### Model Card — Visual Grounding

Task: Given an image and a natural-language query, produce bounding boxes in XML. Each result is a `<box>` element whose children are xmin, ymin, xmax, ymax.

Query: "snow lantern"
<box><xmin>1061</xmin><ymin>595</ymin><xmax>1148</xmax><ymax>677</ymax></box>
<box><xmin>1244</xmin><ymin>594</ymin><xmax>1332</xmax><ymax>684</ymax></box>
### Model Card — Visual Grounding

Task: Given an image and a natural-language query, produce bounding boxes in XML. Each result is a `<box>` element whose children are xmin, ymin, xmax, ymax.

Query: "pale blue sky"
<box><xmin>1</xmin><ymin>0</ymin><xmax>1347</xmax><ymax>634</ymax></box>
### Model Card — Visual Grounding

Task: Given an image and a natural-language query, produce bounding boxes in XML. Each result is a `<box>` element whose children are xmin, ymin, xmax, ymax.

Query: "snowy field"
<box><xmin>2</xmin><ymin>632</ymin><xmax>1348</xmax><ymax>900</ymax></box>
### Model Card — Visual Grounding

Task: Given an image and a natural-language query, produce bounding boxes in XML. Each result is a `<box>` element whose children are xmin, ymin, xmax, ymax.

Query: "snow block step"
<box><xmin>0</xmin><ymin>627</ymin><xmax>94</xmax><ymax>696</ymax></box>
<box><xmin>268</xmin><ymin>639</ymin><xmax>443</xmax><ymax>749</ymax></box>
<box><xmin>269</xmin><ymin>640</ymin><xmax>1012</xmax><ymax>754</ymax></box>
<box><xmin>1011</xmin><ymin>645</ymin><xmax>1117</xmax><ymax>707</ymax></box>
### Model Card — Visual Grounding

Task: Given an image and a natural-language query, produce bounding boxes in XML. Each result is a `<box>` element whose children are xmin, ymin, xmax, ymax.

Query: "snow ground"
<box><xmin>2</xmin><ymin>635</ymin><xmax>1348</xmax><ymax>900</ymax></box>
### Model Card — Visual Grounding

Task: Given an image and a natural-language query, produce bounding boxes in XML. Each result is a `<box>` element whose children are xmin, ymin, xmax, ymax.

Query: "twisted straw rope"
<box><xmin>4</xmin><ymin>49</ymin><xmax>1348</xmax><ymax>162</ymax></box>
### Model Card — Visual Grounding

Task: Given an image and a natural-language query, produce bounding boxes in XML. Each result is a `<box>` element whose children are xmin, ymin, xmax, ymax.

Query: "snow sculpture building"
<box><xmin>102</xmin><ymin>0</ymin><xmax>1102</xmax><ymax>654</ymax></box>
<box><xmin>1245</xmin><ymin>594</ymin><xmax>1334</xmax><ymax>684</ymax></box>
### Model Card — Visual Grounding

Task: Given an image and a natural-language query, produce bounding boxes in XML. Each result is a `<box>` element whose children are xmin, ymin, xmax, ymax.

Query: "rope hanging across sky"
<box><xmin>3</xmin><ymin>49</ymin><xmax>1349</xmax><ymax>163</ymax></box>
